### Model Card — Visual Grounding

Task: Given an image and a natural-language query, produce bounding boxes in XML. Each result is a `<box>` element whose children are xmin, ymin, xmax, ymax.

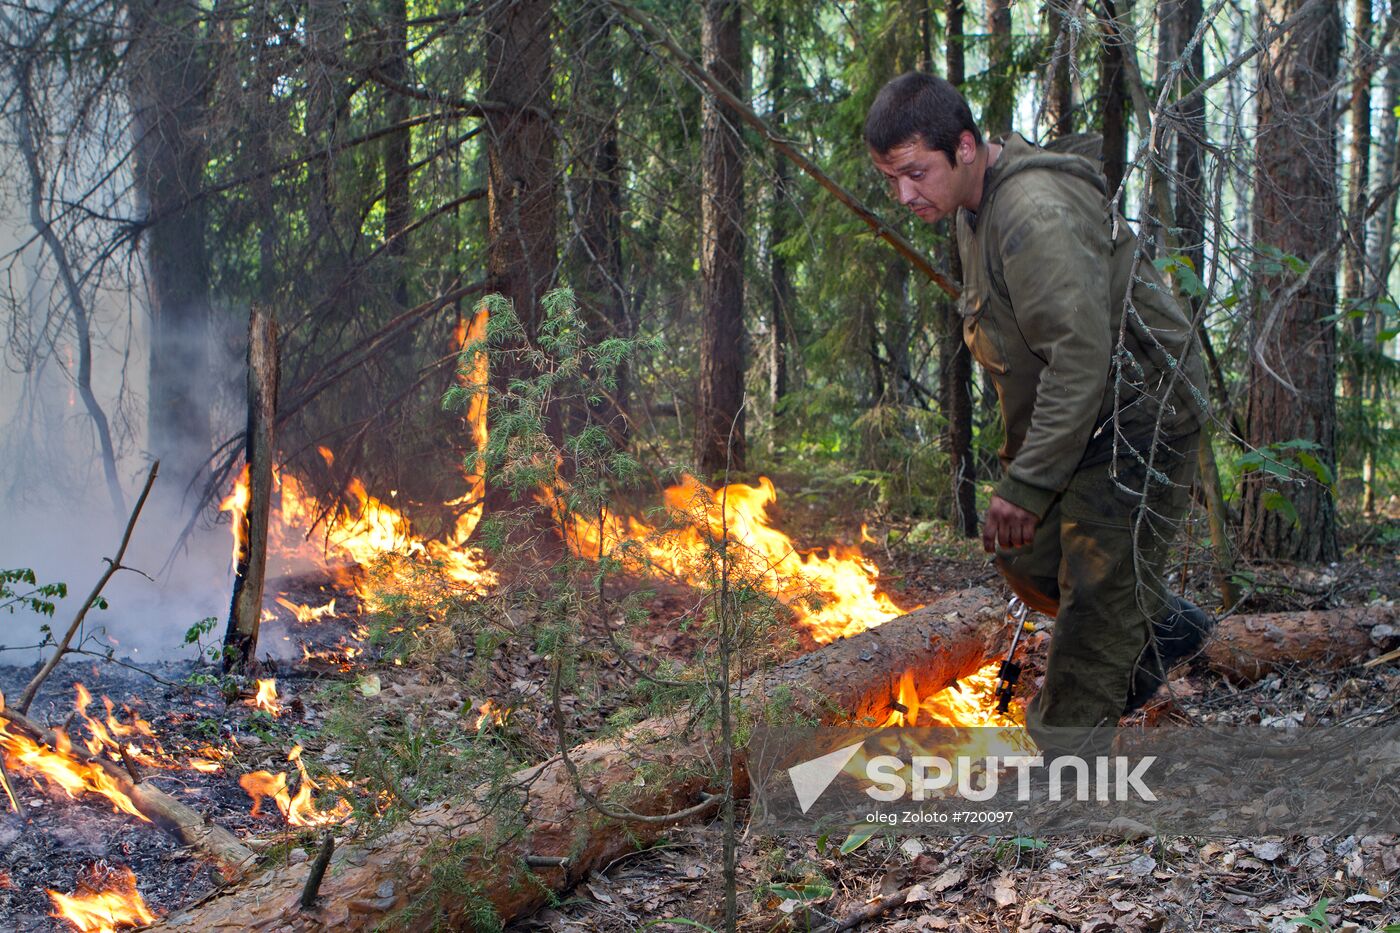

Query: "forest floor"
<box><xmin>1</xmin><ymin>484</ymin><xmax>1397</xmax><ymax>932</ymax></box>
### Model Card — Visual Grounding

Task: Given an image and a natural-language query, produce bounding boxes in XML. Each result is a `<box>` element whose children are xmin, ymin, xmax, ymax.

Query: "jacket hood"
<box><xmin>979</xmin><ymin>133</ymin><xmax>1107</xmax><ymax>210</ymax></box>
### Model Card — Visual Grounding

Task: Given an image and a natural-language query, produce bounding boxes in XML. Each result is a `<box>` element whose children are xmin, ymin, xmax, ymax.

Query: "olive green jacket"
<box><xmin>956</xmin><ymin>133</ymin><xmax>1208</xmax><ymax>518</ymax></box>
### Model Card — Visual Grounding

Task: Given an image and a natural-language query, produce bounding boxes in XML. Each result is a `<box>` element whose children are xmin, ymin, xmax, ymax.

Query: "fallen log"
<box><xmin>153</xmin><ymin>586</ymin><xmax>1007</xmax><ymax>932</ymax></box>
<box><xmin>1202</xmin><ymin>603</ymin><xmax>1398</xmax><ymax>683</ymax></box>
<box><xmin>0</xmin><ymin>703</ymin><xmax>256</xmax><ymax>879</ymax></box>
<box><xmin>150</xmin><ymin>594</ymin><xmax>1398</xmax><ymax>930</ymax></box>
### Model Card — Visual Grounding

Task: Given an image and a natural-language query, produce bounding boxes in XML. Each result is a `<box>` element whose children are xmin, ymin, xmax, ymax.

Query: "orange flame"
<box><xmin>48</xmin><ymin>867</ymin><xmax>156</xmax><ymax>933</ymax></box>
<box><xmin>221</xmin><ymin>305</ymin><xmax>494</xmax><ymax>608</ymax></box>
<box><xmin>218</xmin><ymin>465</ymin><xmax>251</xmax><ymax>566</ymax></box>
<box><xmin>0</xmin><ymin>691</ymin><xmax>149</xmax><ymax>822</ymax></box>
<box><xmin>474</xmin><ymin>700</ymin><xmax>508</xmax><ymax>731</ymax></box>
<box><xmin>252</xmin><ymin>679</ymin><xmax>282</xmax><ymax>716</ymax></box>
<box><xmin>239</xmin><ymin>745</ymin><xmax>351</xmax><ymax>827</ymax></box>
<box><xmin>274</xmin><ymin>595</ymin><xmax>337</xmax><ymax>624</ymax></box>
<box><xmin>444</xmin><ymin>305</ymin><xmax>490</xmax><ymax>545</ymax></box>
<box><xmin>547</xmin><ymin>476</ymin><xmax>909</xmax><ymax>643</ymax></box>
<box><xmin>69</xmin><ymin>683</ymin><xmax>174</xmax><ymax>772</ymax></box>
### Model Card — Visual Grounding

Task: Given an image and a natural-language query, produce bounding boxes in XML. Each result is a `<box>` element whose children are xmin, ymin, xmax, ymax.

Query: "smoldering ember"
<box><xmin>0</xmin><ymin>1</ymin><xmax>1398</xmax><ymax>932</ymax></box>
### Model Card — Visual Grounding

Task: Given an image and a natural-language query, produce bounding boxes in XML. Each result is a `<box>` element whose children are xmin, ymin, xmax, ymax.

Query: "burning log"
<box><xmin>1203</xmin><ymin>602</ymin><xmax>1399</xmax><ymax>683</ymax></box>
<box><xmin>148</xmin><ymin>587</ymin><xmax>1007</xmax><ymax>931</ymax></box>
<box><xmin>0</xmin><ymin>701</ymin><xmax>256</xmax><ymax>879</ymax></box>
<box><xmin>224</xmin><ymin>309</ymin><xmax>280</xmax><ymax>672</ymax></box>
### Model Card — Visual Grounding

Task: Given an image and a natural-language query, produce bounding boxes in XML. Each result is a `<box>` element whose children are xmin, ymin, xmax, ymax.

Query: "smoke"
<box><xmin>0</xmin><ymin>153</ymin><xmax>245</xmax><ymax>666</ymax></box>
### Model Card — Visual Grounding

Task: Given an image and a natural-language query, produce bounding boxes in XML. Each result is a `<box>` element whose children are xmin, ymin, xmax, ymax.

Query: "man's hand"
<box><xmin>982</xmin><ymin>495</ymin><xmax>1039</xmax><ymax>553</ymax></box>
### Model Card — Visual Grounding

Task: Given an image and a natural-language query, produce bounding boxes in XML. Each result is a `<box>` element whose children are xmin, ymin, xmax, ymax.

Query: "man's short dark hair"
<box><xmin>864</xmin><ymin>72</ymin><xmax>981</xmax><ymax>165</ymax></box>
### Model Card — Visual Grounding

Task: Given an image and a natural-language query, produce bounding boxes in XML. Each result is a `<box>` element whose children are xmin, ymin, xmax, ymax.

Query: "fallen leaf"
<box><xmin>1126</xmin><ymin>855</ymin><xmax>1156</xmax><ymax>877</ymax></box>
<box><xmin>901</xmin><ymin>838</ymin><xmax>926</xmax><ymax>859</ymax></box>
<box><xmin>992</xmin><ymin>873</ymin><xmax>1017</xmax><ymax>907</ymax></box>
<box><xmin>905</xmin><ymin>883</ymin><xmax>931</xmax><ymax>904</ymax></box>
<box><xmin>585</xmin><ymin>882</ymin><xmax>612</xmax><ymax>904</ymax></box>
<box><xmin>1345</xmin><ymin>893</ymin><xmax>1382</xmax><ymax>904</ymax></box>
<box><xmin>931</xmin><ymin>867</ymin><xmax>965</xmax><ymax>893</ymax></box>
<box><xmin>1250</xmin><ymin>840</ymin><xmax>1285</xmax><ymax>862</ymax></box>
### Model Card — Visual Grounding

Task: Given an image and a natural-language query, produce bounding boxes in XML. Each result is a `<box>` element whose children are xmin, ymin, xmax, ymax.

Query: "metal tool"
<box><xmin>992</xmin><ymin>596</ymin><xmax>1031</xmax><ymax>714</ymax></box>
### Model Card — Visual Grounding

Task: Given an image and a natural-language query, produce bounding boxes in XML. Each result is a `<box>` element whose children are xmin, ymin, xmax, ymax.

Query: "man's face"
<box><xmin>870</xmin><ymin>132</ymin><xmax>976</xmax><ymax>224</ymax></box>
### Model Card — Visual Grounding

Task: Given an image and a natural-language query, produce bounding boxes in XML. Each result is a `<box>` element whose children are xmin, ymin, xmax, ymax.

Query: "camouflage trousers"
<box><xmin>995</xmin><ymin>433</ymin><xmax>1200</xmax><ymax>757</ymax></box>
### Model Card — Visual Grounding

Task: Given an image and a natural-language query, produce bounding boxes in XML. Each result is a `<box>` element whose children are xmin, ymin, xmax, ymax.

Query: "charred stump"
<box><xmin>224</xmin><ymin>309</ymin><xmax>279</xmax><ymax>672</ymax></box>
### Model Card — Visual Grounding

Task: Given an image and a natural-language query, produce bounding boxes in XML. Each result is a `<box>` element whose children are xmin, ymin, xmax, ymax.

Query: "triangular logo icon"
<box><xmin>788</xmin><ymin>741</ymin><xmax>865</xmax><ymax>814</ymax></box>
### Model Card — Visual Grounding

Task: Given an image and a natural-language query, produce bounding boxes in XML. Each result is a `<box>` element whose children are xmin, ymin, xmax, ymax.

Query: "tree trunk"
<box><xmin>1099</xmin><ymin>0</ymin><xmax>1132</xmax><ymax>199</ymax></box>
<box><xmin>382</xmin><ymin>0</ymin><xmax>412</xmax><ymax>309</ymax></box>
<box><xmin>1342</xmin><ymin>0</ymin><xmax>1373</xmax><ymax>334</ymax></box>
<box><xmin>768</xmin><ymin>10</ymin><xmax>792</xmax><ymax>419</ymax></box>
<box><xmin>985</xmin><ymin>0</ymin><xmax>1014</xmax><ymax>138</ymax></box>
<box><xmin>944</xmin><ymin>0</ymin><xmax>977</xmax><ymax>538</ymax></box>
<box><xmin>1044</xmin><ymin>0</ymin><xmax>1077</xmax><ymax>138</ymax></box>
<box><xmin>1242</xmin><ymin>0</ymin><xmax>1342</xmax><ymax>563</ymax></box>
<box><xmin>570</xmin><ymin>0</ymin><xmax>630</xmax><ymax>441</ymax></box>
<box><xmin>483</xmin><ymin>0</ymin><xmax>558</xmax><ymax>505</ymax></box>
<box><xmin>695</xmin><ymin>0</ymin><xmax>747</xmax><ymax>475</ymax></box>
<box><xmin>147</xmin><ymin>588</ymin><xmax>1008</xmax><ymax>931</ymax></box>
<box><xmin>128</xmin><ymin>0</ymin><xmax>214</xmax><ymax>490</ymax></box>
<box><xmin>224</xmin><ymin>311</ymin><xmax>279</xmax><ymax>672</ymax></box>
<box><xmin>1158</xmin><ymin>0</ymin><xmax>1235</xmax><ymax>606</ymax></box>
<box><xmin>1363</xmin><ymin>27</ymin><xmax>1399</xmax><ymax>512</ymax></box>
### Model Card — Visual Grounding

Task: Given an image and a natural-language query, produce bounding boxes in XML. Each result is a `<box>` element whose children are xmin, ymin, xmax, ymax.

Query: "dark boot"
<box><xmin>1123</xmin><ymin>596</ymin><xmax>1216</xmax><ymax>713</ymax></box>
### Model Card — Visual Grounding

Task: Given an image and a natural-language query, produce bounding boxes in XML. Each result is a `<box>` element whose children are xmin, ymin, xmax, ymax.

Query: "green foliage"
<box><xmin>1288</xmin><ymin>896</ymin><xmax>1333</xmax><ymax>931</ymax></box>
<box><xmin>0</xmin><ymin>568</ymin><xmax>67</xmax><ymax>617</ymax></box>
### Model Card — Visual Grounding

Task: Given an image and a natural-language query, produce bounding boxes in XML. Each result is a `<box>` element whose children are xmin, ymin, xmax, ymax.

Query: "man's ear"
<box><xmin>958</xmin><ymin>130</ymin><xmax>978</xmax><ymax>164</ymax></box>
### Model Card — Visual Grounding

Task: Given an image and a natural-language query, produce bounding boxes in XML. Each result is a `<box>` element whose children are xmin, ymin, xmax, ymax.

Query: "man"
<box><xmin>865</xmin><ymin>72</ymin><xmax>1213</xmax><ymax>755</ymax></box>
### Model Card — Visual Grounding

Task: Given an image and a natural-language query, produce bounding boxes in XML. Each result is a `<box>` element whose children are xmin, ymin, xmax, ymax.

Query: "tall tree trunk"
<box><xmin>1343</xmin><ymin>0</ymin><xmax>1373</xmax><ymax>334</ymax></box>
<box><xmin>1363</xmin><ymin>26</ymin><xmax>1399</xmax><ymax>512</ymax></box>
<box><xmin>1159</xmin><ymin>0</ymin><xmax>1237</xmax><ymax>608</ymax></box>
<box><xmin>985</xmin><ymin>0</ymin><xmax>1014</xmax><ymax>138</ymax></box>
<box><xmin>483</xmin><ymin>0</ymin><xmax>558</xmax><ymax>500</ymax></box>
<box><xmin>1243</xmin><ymin>0</ymin><xmax>1342</xmax><ymax>563</ymax></box>
<box><xmin>1044</xmin><ymin>0</ymin><xmax>1077</xmax><ymax>138</ymax></box>
<box><xmin>570</xmin><ymin>0</ymin><xmax>629</xmax><ymax>441</ymax></box>
<box><xmin>943</xmin><ymin>0</ymin><xmax>978</xmax><ymax>537</ymax></box>
<box><xmin>304</xmin><ymin>0</ymin><xmax>348</xmax><ymax>269</ymax></box>
<box><xmin>695</xmin><ymin>0</ymin><xmax>746</xmax><ymax>475</ymax></box>
<box><xmin>1099</xmin><ymin>0</ymin><xmax>1132</xmax><ymax>200</ymax></box>
<box><xmin>767</xmin><ymin>10</ymin><xmax>792</xmax><ymax>419</ymax></box>
<box><xmin>382</xmin><ymin>0</ymin><xmax>412</xmax><ymax>310</ymax></box>
<box><xmin>128</xmin><ymin>0</ymin><xmax>213</xmax><ymax>490</ymax></box>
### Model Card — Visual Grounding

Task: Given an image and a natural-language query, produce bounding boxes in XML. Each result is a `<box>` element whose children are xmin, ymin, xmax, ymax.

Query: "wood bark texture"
<box><xmin>128</xmin><ymin>0</ymin><xmax>214</xmax><ymax>487</ymax></box>
<box><xmin>224</xmin><ymin>311</ymin><xmax>279</xmax><ymax>671</ymax></box>
<box><xmin>1242</xmin><ymin>0</ymin><xmax>1342</xmax><ymax>562</ymax></box>
<box><xmin>1203</xmin><ymin>603</ymin><xmax>1398</xmax><ymax>683</ymax></box>
<box><xmin>695</xmin><ymin>0</ymin><xmax>747</xmax><ymax>475</ymax></box>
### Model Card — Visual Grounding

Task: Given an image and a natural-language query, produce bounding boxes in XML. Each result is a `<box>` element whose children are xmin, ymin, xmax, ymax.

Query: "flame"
<box><xmin>68</xmin><ymin>683</ymin><xmax>174</xmax><ymax>771</ymax></box>
<box><xmin>0</xmin><ymin>691</ymin><xmax>148</xmax><ymax>822</ymax></box>
<box><xmin>239</xmin><ymin>745</ymin><xmax>351</xmax><ymax>827</ymax></box>
<box><xmin>546</xmin><ymin>476</ymin><xmax>909</xmax><ymax>643</ymax></box>
<box><xmin>220</xmin><ymin>303</ymin><xmax>494</xmax><ymax>611</ymax></box>
<box><xmin>218</xmin><ymin>465</ymin><xmax>251</xmax><ymax>566</ymax></box>
<box><xmin>275</xmin><ymin>595</ymin><xmax>337</xmax><ymax>624</ymax></box>
<box><xmin>253</xmin><ymin>679</ymin><xmax>282</xmax><ymax>716</ymax></box>
<box><xmin>444</xmin><ymin>305</ymin><xmax>490</xmax><ymax>545</ymax></box>
<box><xmin>474</xmin><ymin>700</ymin><xmax>508</xmax><ymax>731</ymax></box>
<box><xmin>48</xmin><ymin>867</ymin><xmax>156</xmax><ymax>933</ymax></box>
